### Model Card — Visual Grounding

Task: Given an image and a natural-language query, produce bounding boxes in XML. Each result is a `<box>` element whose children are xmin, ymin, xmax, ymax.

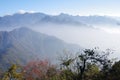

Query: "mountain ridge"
<box><xmin>0</xmin><ymin>27</ymin><xmax>81</xmax><ymax>69</ymax></box>
<box><xmin>0</xmin><ymin>12</ymin><xmax>120</xmax><ymax>28</ymax></box>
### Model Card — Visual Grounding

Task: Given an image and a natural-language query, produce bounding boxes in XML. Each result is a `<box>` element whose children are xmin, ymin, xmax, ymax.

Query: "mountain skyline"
<box><xmin>0</xmin><ymin>12</ymin><xmax>120</xmax><ymax>51</ymax></box>
<box><xmin>1</xmin><ymin>1</ymin><xmax>120</xmax><ymax>79</ymax></box>
<box><xmin>0</xmin><ymin>11</ymin><xmax>119</xmax><ymax>61</ymax></box>
<box><xmin>0</xmin><ymin>12</ymin><xmax>120</xmax><ymax>28</ymax></box>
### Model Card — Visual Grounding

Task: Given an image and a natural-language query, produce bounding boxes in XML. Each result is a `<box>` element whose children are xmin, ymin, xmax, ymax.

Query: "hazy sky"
<box><xmin>1</xmin><ymin>0</ymin><xmax>120</xmax><ymax>16</ymax></box>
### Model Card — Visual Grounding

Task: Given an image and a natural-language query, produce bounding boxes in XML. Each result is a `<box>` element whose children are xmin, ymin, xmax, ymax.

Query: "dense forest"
<box><xmin>0</xmin><ymin>48</ymin><xmax>119</xmax><ymax>80</ymax></box>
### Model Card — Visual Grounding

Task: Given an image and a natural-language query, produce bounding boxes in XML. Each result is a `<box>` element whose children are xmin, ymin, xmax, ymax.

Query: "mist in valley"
<box><xmin>30</xmin><ymin>24</ymin><xmax>120</xmax><ymax>59</ymax></box>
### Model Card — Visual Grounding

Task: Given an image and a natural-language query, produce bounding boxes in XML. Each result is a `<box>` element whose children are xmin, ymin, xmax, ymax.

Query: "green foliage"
<box><xmin>108</xmin><ymin>61</ymin><xmax>120</xmax><ymax>80</ymax></box>
<box><xmin>84</xmin><ymin>64</ymin><xmax>99</xmax><ymax>80</ymax></box>
<box><xmin>60</xmin><ymin>48</ymin><xmax>113</xmax><ymax>80</ymax></box>
<box><xmin>0</xmin><ymin>49</ymin><xmax>119</xmax><ymax>80</ymax></box>
<box><xmin>2</xmin><ymin>64</ymin><xmax>23</xmax><ymax>80</ymax></box>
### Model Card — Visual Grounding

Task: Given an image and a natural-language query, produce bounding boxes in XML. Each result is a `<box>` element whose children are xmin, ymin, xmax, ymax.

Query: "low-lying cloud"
<box><xmin>31</xmin><ymin>25</ymin><xmax>120</xmax><ymax>59</ymax></box>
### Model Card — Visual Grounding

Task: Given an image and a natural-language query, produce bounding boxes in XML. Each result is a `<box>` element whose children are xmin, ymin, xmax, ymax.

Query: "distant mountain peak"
<box><xmin>59</xmin><ymin>13</ymin><xmax>70</xmax><ymax>16</ymax></box>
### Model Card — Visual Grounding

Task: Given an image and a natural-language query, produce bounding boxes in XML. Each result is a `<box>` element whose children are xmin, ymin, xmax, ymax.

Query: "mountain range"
<box><xmin>0</xmin><ymin>12</ymin><xmax>120</xmax><ymax>28</ymax></box>
<box><xmin>0</xmin><ymin>12</ymin><xmax>120</xmax><ymax>69</ymax></box>
<box><xmin>0</xmin><ymin>27</ymin><xmax>80</xmax><ymax>69</ymax></box>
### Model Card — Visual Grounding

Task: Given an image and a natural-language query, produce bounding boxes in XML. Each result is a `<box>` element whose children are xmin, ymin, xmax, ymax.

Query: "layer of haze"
<box><xmin>0</xmin><ymin>22</ymin><xmax>120</xmax><ymax>59</ymax></box>
<box><xmin>30</xmin><ymin>25</ymin><xmax>120</xmax><ymax>59</ymax></box>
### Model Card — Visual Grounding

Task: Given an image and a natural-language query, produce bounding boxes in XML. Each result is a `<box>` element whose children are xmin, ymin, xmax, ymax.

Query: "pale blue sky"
<box><xmin>0</xmin><ymin>0</ymin><xmax>120</xmax><ymax>16</ymax></box>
